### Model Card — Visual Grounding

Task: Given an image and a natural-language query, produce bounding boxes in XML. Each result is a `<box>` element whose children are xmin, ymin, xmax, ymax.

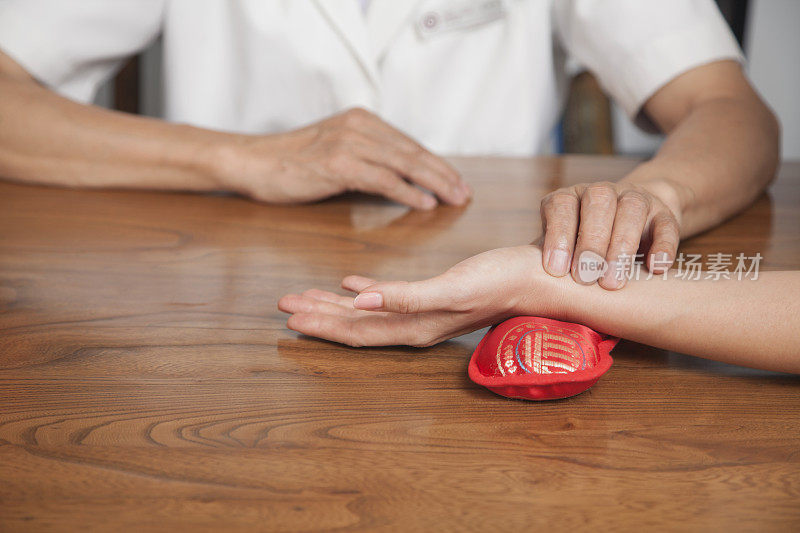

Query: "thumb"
<box><xmin>352</xmin><ymin>276</ymin><xmax>453</xmax><ymax>314</ymax></box>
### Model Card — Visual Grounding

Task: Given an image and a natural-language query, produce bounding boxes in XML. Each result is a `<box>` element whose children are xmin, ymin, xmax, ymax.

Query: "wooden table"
<box><xmin>1</xmin><ymin>156</ymin><xmax>799</xmax><ymax>532</ymax></box>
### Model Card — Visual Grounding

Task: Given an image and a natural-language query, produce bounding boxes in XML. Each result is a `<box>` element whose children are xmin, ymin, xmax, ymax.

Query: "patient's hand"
<box><xmin>278</xmin><ymin>246</ymin><xmax>554</xmax><ymax>347</ymax></box>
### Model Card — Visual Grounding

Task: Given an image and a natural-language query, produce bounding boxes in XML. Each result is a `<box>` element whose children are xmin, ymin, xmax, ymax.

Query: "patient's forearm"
<box><xmin>533</xmin><ymin>270</ymin><xmax>800</xmax><ymax>373</ymax></box>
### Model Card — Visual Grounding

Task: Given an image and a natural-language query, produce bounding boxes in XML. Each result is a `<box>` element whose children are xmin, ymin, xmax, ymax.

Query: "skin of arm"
<box><xmin>527</xmin><ymin>257</ymin><xmax>800</xmax><ymax>374</ymax></box>
<box><xmin>539</xmin><ymin>60</ymin><xmax>781</xmax><ymax>290</ymax></box>
<box><xmin>627</xmin><ymin>59</ymin><xmax>780</xmax><ymax>237</ymax></box>
<box><xmin>0</xmin><ymin>50</ymin><xmax>469</xmax><ymax>209</ymax></box>
<box><xmin>280</xmin><ymin>246</ymin><xmax>799</xmax><ymax>374</ymax></box>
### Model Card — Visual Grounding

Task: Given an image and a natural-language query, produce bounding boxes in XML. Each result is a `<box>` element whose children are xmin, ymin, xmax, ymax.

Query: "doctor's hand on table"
<box><xmin>0</xmin><ymin>51</ymin><xmax>468</xmax><ymax>210</ymax></box>
<box><xmin>279</xmin><ymin>245</ymin><xmax>800</xmax><ymax>374</ymax></box>
<box><xmin>218</xmin><ymin>108</ymin><xmax>470</xmax><ymax>209</ymax></box>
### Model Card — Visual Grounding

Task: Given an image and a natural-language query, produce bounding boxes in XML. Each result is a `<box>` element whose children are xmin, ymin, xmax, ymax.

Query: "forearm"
<box><xmin>534</xmin><ymin>268</ymin><xmax>799</xmax><ymax>373</ymax></box>
<box><xmin>621</xmin><ymin>96</ymin><xmax>779</xmax><ymax>237</ymax></box>
<box><xmin>0</xmin><ymin>73</ymin><xmax>233</xmax><ymax>191</ymax></box>
<box><xmin>0</xmin><ymin>70</ymin><xmax>465</xmax><ymax>208</ymax></box>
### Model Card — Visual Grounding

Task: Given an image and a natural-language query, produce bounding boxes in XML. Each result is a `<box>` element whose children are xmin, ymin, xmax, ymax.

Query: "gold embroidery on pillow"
<box><xmin>496</xmin><ymin>323</ymin><xmax>597</xmax><ymax>376</ymax></box>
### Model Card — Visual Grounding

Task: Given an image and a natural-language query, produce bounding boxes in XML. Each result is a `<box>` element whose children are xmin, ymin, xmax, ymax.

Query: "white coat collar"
<box><xmin>367</xmin><ymin>0</ymin><xmax>424</xmax><ymax>63</ymax></box>
<box><xmin>312</xmin><ymin>0</ymin><xmax>423</xmax><ymax>89</ymax></box>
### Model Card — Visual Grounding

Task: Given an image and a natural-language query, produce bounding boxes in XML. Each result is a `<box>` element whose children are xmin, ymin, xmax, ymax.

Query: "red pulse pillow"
<box><xmin>468</xmin><ymin>316</ymin><xmax>618</xmax><ymax>400</ymax></box>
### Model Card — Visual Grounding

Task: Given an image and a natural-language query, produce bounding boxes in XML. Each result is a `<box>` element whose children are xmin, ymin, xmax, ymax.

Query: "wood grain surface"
<box><xmin>1</xmin><ymin>156</ymin><xmax>799</xmax><ymax>532</ymax></box>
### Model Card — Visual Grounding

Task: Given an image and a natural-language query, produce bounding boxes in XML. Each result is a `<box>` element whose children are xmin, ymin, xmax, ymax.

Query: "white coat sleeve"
<box><xmin>553</xmin><ymin>0</ymin><xmax>744</xmax><ymax>129</ymax></box>
<box><xmin>0</xmin><ymin>0</ymin><xmax>165</xmax><ymax>103</ymax></box>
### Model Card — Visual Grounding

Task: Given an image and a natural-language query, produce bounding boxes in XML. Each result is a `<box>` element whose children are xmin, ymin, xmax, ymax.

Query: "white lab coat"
<box><xmin>0</xmin><ymin>0</ymin><xmax>742</xmax><ymax>155</ymax></box>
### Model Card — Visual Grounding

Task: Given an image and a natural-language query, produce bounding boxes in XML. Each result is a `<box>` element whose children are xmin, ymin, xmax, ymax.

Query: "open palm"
<box><xmin>278</xmin><ymin>246</ymin><xmax>551</xmax><ymax>347</ymax></box>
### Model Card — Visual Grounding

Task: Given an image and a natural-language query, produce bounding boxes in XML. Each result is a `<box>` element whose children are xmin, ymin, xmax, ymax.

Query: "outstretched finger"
<box><xmin>365</xmin><ymin>115</ymin><xmax>464</xmax><ymax>187</ymax></box>
<box><xmin>278</xmin><ymin>293</ymin><xmax>358</xmax><ymax>317</ymax></box>
<box><xmin>356</xmin><ymin>141</ymin><xmax>469</xmax><ymax>206</ymax></box>
<box><xmin>352</xmin><ymin>161</ymin><xmax>438</xmax><ymax>211</ymax></box>
<box><xmin>287</xmin><ymin>312</ymin><xmax>416</xmax><ymax>347</ymax></box>
<box><xmin>352</xmin><ymin>275</ymin><xmax>454</xmax><ymax>314</ymax></box>
<box><xmin>341</xmin><ymin>275</ymin><xmax>377</xmax><ymax>293</ymax></box>
<box><xmin>301</xmin><ymin>288</ymin><xmax>355</xmax><ymax>307</ymax></box>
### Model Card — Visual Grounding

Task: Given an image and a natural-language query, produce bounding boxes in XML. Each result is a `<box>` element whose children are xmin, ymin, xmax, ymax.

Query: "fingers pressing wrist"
<box><xmin>540</xmin><ymin>181</ymin><xmax>682</xmax><ymax>291</ymax></box>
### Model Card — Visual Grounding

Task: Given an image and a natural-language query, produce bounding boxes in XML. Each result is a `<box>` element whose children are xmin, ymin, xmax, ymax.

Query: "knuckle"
<box><xmin>584</xmin><ymin>183</ymin><xmax>617</xmax><ymax>207</ymax></box>
<box><xmin>377</xmin><ymin>175</ymin><xmax>405</xmax><ymax>195</ymax></box>
<box><xmin>394</xmin><ymin>156</ymin><xmax>419</xmax><ymax>177</ymax></box>
<box><xmin>657</xmin><ymin>220</ymin><xmax>680</xmax><ymax>241</ymax></box>
<box><xmin>409</xmin><ymin>143</ymin><xmax>426</xmax><ymax>156</ymax></box>
<box><xmin>655</xmin><ymin>211</ymin><xmax>680</xmax><ymax>231</ymax></box>
<box><xmin>609</xmin><ymin>233</ymin><xmax>641</xmax><ymax>253</ymax></box>
<box><xmin>396</xmin><ymin>297</ymin><xmax>414</xmax><ymax>315</ymax></box>
<box><xmin>397</xmin><ymin>141</ymin><xmax>425</xmax><ymax>157</ymax></box>
<box><xmin>545</xmin><ymin>221</ymin><xmax>575</xmax><ymax>238</ymax></box>
<box><xmin>578</xmin><ymin>225</ymin><xmax>612</xmax><ymax>242</ymax></box>
<box><xmin>542</xmin><ymin>191</ymin><xmax>577</xmax><ymax>212</ymax></box>
<box><xmin>549</xmin><ymin>201</ymin><xmax>578</xmax><ymax>220</ymax></box>
<box><xmin>618</xmin><ymin>190</ymin><xmax>650</xmax><ymax>214</ymax></box>
<box><xmin>395</xmin><ymin>290</ymin><xmax>419</xmax><ymax>315</ymax></box>
<box><xmin>342</xmin><ymin>107</ymin><xmax>371</xmax><ymax>126</ymax></box>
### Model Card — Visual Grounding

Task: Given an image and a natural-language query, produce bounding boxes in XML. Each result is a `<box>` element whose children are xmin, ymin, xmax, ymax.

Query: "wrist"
<box><xmin>146</xmin><ymin>124</ymin><xmax>244</xmax><ymax>193</ymax></box>
<box><xmin>641</xmin><ymin>178</ymin><xmax>688</xmax><ymax>221</ymax></box>
<box><xmin>507</xmin><ymin>245</ymin><xmax>579</xmax><ymax>321</ymax></box>
<box><xmin>200</xmin><ymin>133</ymin><xmax>257</xmax><ymax>194</ymax></box>
<box><xmin>621</xmin><ymin>166</ymin><xmax>693</xmax><ymax>225</ymax></box>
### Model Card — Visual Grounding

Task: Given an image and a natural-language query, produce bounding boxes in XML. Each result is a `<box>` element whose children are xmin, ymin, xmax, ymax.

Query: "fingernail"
<box><xmin>354</xmin><ymin>292</ymin><xmax>383</xmax><ymax>310</ymax></box>
<box><xmin>576</xmin><ymin>251</ymin><xmax>607</xmax><ymax>284</ymax></box>
<box><xmin>601</xmin><ymin>260</ymin><xmax>625</xmax><ymax>289</ymax></box>
<box><xmin>420</xmin><ymin>195</ymin><xmax>437</xmax><ymax>209</ymax></box>
<box><xmin>546</xmin><ymin>249</ymin><xmax>570</xmax><ymax>277</ymax></box>
<box><xmin>460</xmin><ymin>182</ymin><xmax>472</xmax><ymax>198</ymax></box>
